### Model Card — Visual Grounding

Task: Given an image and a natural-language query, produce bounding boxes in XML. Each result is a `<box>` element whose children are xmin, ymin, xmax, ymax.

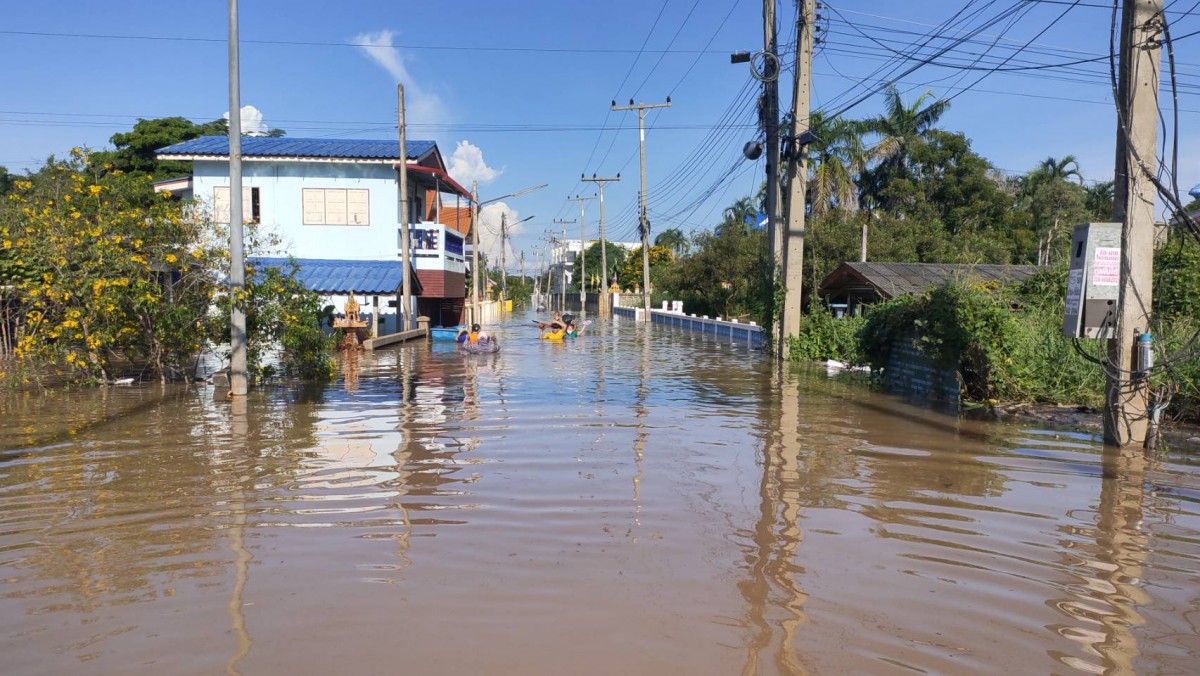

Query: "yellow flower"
<box><xmin>1</xmin><ymin>240</ymin><xmax>9</xmax><ymax>249</ymax></box>
<box><xmin>165</xmin><ymin>254</ymin><xmax>178</xmax><ymax>264</ymax></box>
<box><xmin>88</xmin><ymin>185</ymin><xmax>102</xmax><ymax>196</ymax></box>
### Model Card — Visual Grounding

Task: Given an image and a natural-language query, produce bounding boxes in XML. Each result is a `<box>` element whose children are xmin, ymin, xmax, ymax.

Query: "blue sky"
<box><xmin>3</xmin><ymin>0</ymin><xmax>1199</xmax><ymax>267</ymax></box>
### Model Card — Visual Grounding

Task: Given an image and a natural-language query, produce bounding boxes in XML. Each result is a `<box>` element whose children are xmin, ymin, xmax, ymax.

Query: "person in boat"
<box><xmin>563</xmin><ymin>317</ymin><xmax>580</xmax><ymax>338</ymax></box>
<box><xmin>538</xmin><ymin>312</ymin><xmax>566</xmax><ymax>332</ymax></box>
<box><xmin>455</xmin><ymin>324</ymin><xmax>483</xmax><ymax>344</ymax></box>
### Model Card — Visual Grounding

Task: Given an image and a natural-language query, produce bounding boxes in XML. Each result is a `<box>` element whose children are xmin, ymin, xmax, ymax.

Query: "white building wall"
<box><xmin>193</xmin><ymin>159</ymin><xmax>401</xmax><ymax>261</ymax></box>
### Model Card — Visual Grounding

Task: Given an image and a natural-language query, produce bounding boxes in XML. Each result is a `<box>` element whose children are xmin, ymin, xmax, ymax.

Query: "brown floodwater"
<box><xmin>2</xmin><ymin>312</ymin><xmax>1199</xmax><ymax>675</ymax></box>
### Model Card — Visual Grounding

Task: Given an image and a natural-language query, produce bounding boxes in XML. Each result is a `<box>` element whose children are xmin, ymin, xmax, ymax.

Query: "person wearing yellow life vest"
<box><xmin>456</xmin><ymin>324</ymin><xmax>485</xmax><ymax>345</ymax></box>
<box><xmin>542</xmin><ymin>326</ymin><xmax>566</xmax><ymax>341</ymax></box>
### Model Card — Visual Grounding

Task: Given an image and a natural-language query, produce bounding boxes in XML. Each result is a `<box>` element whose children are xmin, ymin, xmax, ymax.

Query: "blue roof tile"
<box><xmin>249</xmin><ymin>257</ymin><xmax>421</xmax><ymax>295</ymax></box>
<box><xmin>157</xmin><ymin>136</ymin><xmax>435</xmax><ymax>161</ymax></box>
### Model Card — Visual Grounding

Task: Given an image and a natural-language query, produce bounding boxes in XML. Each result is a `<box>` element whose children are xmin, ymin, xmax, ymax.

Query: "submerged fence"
<box><xmin>613</xmin><ymin>303</ymin><xmax>764</xmax><ymax>349</ymax></box>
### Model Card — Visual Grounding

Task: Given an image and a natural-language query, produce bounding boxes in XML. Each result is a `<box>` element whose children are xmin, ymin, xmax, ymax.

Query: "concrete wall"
<box><xmin>194</xmin><ymin>159</ymin><xmax>401</xmax><ymax>261</ymax></box>
<box><xmin>613</xmin><ymin>305</ymin><xmax>764</xmax><ymax>349</ymax></box>
<box><xmin>881</xmin><ymin>330</ymin><xmax>961</xmax><ymax>407</ymax></box>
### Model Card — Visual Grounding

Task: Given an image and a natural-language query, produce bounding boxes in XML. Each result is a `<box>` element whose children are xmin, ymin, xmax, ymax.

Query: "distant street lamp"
<box><xmin>500</xmin><ymin>214</ymin><xmax>536</xmax><ymax>301</ymax></box>
<box><xmin>470</xmin><ymin>183</ymin><xmax>547</xmax><ymax>324</ymax></box>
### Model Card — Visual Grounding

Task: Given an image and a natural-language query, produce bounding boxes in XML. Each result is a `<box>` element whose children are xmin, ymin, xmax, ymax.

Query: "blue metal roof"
<box><xmin>249</xmin><ymin>257</ymin><xmax>420</xmax><ymax>295</ymax></box>
<box><xmin>157</xmin><ymin>136</ymin><xmax>435</xmax><ymax>161</ymax></box>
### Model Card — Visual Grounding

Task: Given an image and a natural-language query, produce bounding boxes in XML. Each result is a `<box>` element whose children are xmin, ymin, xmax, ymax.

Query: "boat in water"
<box><xmin>459</xmin><ymin>340</ymin><xmax>500</xmax><ymax>354</ymax></box>
<box><xmin>430</xmin><ymin>326</ymin><xmax>467</xmax><ymax>342</ymax></box>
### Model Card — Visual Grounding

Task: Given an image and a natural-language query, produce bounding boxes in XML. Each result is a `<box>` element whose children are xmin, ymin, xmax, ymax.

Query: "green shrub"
<box><xmin>858</xmin><ymin>294</ymin><xmax>924</xmax><ymax>372</ymax></box>
<box><xmin>786</xmin><ymin>304</ymin><xmax>866</xmax><ymax>364</ymax></box>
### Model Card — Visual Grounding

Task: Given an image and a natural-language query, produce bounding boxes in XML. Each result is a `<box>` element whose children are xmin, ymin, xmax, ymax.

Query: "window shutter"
<box><xmin>302</xmin><ymin>189</ymin><xmax>325</xmax><ymax>225</ymax></box>
<box><xmin>325</xmin><ymin>189</ymin><xmax>348</xmax><ymax>225</ymax></box>
<box><xmin>241</xmin><ymin>187</ymin><xmax>254</xmax><ymax>219</ymax></box>
<box><xmin>348</xmin><ymin>189</ymin><xmax>370</xmax><ymax>225</ymax></box>
<box><xmin>214</xmin><ymin>186</ymin><xmax>230</xmax><ymax>223</ymax></box>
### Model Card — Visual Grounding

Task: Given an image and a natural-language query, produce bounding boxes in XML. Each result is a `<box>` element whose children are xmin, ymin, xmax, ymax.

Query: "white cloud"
<box><xmin>478</xmin><ymin>202</ymin><xmax>523</xmax><ymax>269</ymax></box>
<box><xmin>448</xmin><ymin>140</ymin><xmax>502</xmax><ymax>187</ymax></box>
<box><xmin>223</xmin><ymin>104</ymin><xmax>269</xmax><ymax>135</ymax></box>
<box><xmin>352</xmin><ymin>30</ymin><xmax>446</xmax><ymax>126</ymax></box>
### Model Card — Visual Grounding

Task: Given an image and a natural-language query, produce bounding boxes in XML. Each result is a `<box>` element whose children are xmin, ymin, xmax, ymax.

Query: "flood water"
<box><xmin>2</xmin><ymin>312</ymin><xmax>1199</xmax><ymax>675</ymax></box>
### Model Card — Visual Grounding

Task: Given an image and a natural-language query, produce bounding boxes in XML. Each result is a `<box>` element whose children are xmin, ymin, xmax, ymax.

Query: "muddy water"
<box><xmin>2</xmin><ymin>313</ymin><xmax>1199</xmax><ymax>675</ymax></box>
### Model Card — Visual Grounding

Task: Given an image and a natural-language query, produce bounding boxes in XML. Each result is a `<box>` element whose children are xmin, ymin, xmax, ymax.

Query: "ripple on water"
<box><xmin>2</xmin><ymin>317</ymin><xmax>1200</xmax><ymax>674</ymax></box>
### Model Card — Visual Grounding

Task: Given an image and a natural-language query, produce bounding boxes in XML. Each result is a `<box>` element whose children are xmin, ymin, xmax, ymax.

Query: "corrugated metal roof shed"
<box><xmin>819</xmin><ymin>262</ymin><xmax>1040</xmax><ymax>301</ymax></box>
<box><xmin>157</xmin><ymin>136</ymin><xmax>435</xmax><ymax>160</ymax></box>
<box><xmin>250</xmin><ymin>257</ymin><xmax>422</xmax><ymax>295</ymax></box>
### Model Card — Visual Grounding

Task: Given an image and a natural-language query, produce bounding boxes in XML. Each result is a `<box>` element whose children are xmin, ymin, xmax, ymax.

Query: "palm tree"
<box><xmin>1085</xmin><ymin>180</ymin><xmax>1114</xmax><ymax>219</ymax></box>
<box><xmin>1020</xmin><ymin>156</ymin><xmax>1087</xmax><ymax>265</ymax></box>
<box><xmin>654</xmin><ymin>227</ymin><xmax>688</xmax><ymax>258</ymax></box>
<box><xmin>1022</xmin><ymin>155</ymin><xmax>1083</xmax><ymax>196</ymax></box>
<box><xmin>717</xmin><ymin>196</ymin><xmax>756</xmax><ymax>236</ymax></box>
<box><xmin>806</xmin><ymin>111</ymin><xmax>867</xmax><ymax>216</ymax></box>
<box><xmin>864</xmin><ymin>84</ymin><xmax>951</xmax><ymax>175</ymax></box>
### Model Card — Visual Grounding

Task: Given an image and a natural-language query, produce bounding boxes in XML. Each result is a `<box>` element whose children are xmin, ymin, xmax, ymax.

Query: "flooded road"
<box><xmin>2</xmin><ymin>312</ymin><xmax>1199</xmax><ymax>674</ymax></box>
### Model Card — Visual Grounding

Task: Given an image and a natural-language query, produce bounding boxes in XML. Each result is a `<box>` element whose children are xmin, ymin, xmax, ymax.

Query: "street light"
<box><xmin>470</xmin><ymin>183</ymin><xmax>547</xmax><ymax>324</ymax></box>
<box><xmin>500</xmin><ymin>214</ymin><xmax>536</xmax><ymax>302</ymax></box>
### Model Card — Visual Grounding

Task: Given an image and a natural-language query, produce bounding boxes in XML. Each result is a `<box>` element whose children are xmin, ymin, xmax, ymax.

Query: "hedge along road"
<box><xmin>1</xmin><ymin>310</ymin><xmax>1198</xmax><ymax>674</ymax></box>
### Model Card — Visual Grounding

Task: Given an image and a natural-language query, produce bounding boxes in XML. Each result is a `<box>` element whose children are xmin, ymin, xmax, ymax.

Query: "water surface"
<box><xmin>2</xmin><ymin>313</ymin><xmax>1198</xmax><ymax>674</ymax></box>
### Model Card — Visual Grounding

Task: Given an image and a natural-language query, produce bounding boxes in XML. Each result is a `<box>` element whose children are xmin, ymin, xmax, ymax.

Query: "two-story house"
<box><xmin>155</xmin><ymin>136</ymin><xmax>474</xmax><ymax>331</ymax></box>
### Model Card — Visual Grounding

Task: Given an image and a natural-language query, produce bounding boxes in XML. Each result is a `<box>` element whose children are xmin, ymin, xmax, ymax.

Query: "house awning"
<box><xmin>399</xmin><ymin>164</ymin><xmax>474</xmax><ymax>200</ymax></box>
<box><xmin>249</xmin><ymin>257</ymin><xmax>423</xmax><ymax>295</ymax></box>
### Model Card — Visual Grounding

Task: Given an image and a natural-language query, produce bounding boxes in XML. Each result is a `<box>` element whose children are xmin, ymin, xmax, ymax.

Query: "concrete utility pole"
<box><xmin>1105</xmin><ymin>0</ymin><xmax>1163</xmax><ymax>448</ymax></box>
<box><xmin>583</xmin><ymin>174</ymin><xmax>620</xmax><ymax>316</ymax></box>
<box><xmin>780</xmin><ymin>0</ymin><xmax>815</xmax><ymax>358</ymax></box>
<box><xmin>552</xmin><ymin>220</ymin><xmax>572</xmax><ymax>311</ymax></box>
<box><xmin>567</xmin><ymin>194</ymin><xmax>596</xmax><ymax>314</ymax></box>
<box><xmin>762</xmin><ymin>0</ymin><xmax>783</xmax><ymax>342</ymax></box>
<box><xmin>398</xmin><ymin>84</ymin><xmax>413</xmax><ymax>330</ymax></box>
<box><xmin>499</xmin><ymin>213</ymin><xmax>508</xmax><ymax>303</ymax></box>
<box><xmin>544</xmin><ymin>230</ymin><xmax>557</xmax><ymax>310</ymax></box>
<box><xmin>227</xmin><ymin>0</ymin><xmax>248</xmax><ymax>396</ymax></box>
<box><xmin>470</xmin><ymin>181</ymin><xmax>480</xmax><ymax>325</ymax></box>
<box><xmin>612</xmin><ymin>98</ymin><xmax>671</xmax><ymax>313</ymax></box>
<box><xmin>532</xmin><ymin>245</ymin><xmax>544</xmax><ymax>307</ymax></box>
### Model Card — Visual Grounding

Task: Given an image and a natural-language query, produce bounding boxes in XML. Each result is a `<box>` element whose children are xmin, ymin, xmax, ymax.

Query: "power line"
<box><xmin>0</xmin><ymin>29</ymin><xmax>735</xmax><ymax>54</ymax></box>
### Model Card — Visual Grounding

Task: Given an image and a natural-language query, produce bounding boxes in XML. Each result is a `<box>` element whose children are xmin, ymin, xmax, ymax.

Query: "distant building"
<box><xmin>818</xmin><ymin>262</ymin><xmax>1040</xmax><ymax>316</ymax></box>
<box><xmin>547</xmin><ymin>238</ymin><xmax>641</xmax><ymax>294</ymax></box>
<box><xmin>155</xmin><ymin>136</ymin><xmax>474</xmax><ymax>328</ymax></box>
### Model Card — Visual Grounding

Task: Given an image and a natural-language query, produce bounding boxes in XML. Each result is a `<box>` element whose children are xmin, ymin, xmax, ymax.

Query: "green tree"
<box><xmin>654</xmin><ymin>227</ymin><xmax>688</xmax><ymax>257</ymax></box>
<box><xmin>664</xmin><ymin>226</ymin><xmax>769</xmax><ymax>322</ymax></box>
<box><xmin>863</xmin><ymin>84</ymin><xmax>951</xmax><ymax>206</ymax></box>
<box><xmin>617</xmin><ymin>245</ymin><xmax>673</xmax><ymax>291</ymax></box>
<box><xmin>1017</xmin><ymin>156</ymin><xmax>1090</xmax><ymax>265</ymax></box>
<box><xmin>572</xmin><ymin>241</ymin><xmax>628</xmax><ymax>291</ymax></box>
<box><xmin>1085</xmin><ymin>180</ymin><xmax>1114</xmax><ymax>219</ymax></box>
<box><xmin>0</xmin><ymin>165</ymin><xmax>15</xmax><ymax>195</ymax></box>
<box><xmin>0</xmin><ymin>149</ymin><xmax>330</xmax><ymax>385</ymax></box>
<box><xmin>806</xmin><ymin>111</ymin><xmax>867</xmax><ymax>216</ymax></box>
<box><xmin>98</xmin><ymin>116</ymin><xmax>229</xmax><ymax>179</ymax></box>
<box><xmin>718</xmin><ymin>197</ymin><xmax>756</xmax><ymax>236</ymax></box>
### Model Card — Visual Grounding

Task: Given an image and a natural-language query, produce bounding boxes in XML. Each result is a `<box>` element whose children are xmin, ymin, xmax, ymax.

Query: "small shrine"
<box><xmin>333</xmin><ymin>292</ymin><xmax>369</xmax><ymax>347</ymax></box>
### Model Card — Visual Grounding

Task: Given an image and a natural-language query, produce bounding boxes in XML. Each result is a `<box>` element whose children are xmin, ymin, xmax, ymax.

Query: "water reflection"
<box><xmin>3</xmin><ymin>315</ymin><xmax>1200</xmax><ymax>674</ymax></box>
<box><xmin>225</xmin><ymin>396</ymin><xmax>252</xmax><ymax>676</ymax></box>
<box><xmin>739</xmin><ymin>365</ymin><xmax>810</xmax><ymax>676</ymax></box>
<box><xmin>1047</xmin><ymin>446</ymin><xmax>1151</xmax><ymax>674</ymax></box>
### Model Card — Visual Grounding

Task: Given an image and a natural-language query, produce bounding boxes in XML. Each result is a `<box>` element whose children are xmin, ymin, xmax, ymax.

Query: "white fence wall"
<box><xmin>613</xmin><ymin>304</ymin><xmax>764</xmax><ymax>349</ymax></box>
